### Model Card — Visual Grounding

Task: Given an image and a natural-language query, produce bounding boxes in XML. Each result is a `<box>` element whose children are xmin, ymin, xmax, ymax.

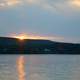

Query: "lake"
<box><xmin>0</xmin><ymin>54</ymin><xmax>80</xmax><ymax>80</ymax></box>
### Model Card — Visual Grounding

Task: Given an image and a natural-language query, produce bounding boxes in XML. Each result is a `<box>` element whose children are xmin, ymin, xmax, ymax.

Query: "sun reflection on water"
<box><xmin>16</xmin><ymin>56</ymin><xmax>25</xmax><ymax>80</ymax></box>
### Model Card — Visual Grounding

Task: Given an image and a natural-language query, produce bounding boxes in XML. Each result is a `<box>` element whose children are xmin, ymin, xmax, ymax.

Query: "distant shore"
<box><xmin>0</xmin><ymin>37</ymin><xmax>80</xmax><ymax>54</ymax></box>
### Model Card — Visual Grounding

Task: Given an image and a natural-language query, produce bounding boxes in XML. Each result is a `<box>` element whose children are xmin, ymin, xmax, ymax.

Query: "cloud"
<box><xmin>5</xmin><ymin>0</ymin><xmax>21</xmax><ymax>6</ymax></box>
<box><xmin>69</xmin><ymin>0</ymin><xmax>80</xmax><ymax>7</ymax></box>
<box><xmin>0</xmin><ymin>0</ymin><xmax>22</xmax><ymax>8</ymax></box>
<box><xmin>24</xmin><ymin>0</ymin><xmax>80</xmax><ymax>14</ymax></box>
<box><xmin>26</xmin><ymin>0</ymin><xmax>40</xmax><ymax>4</ymax></box>
<box><xmin>0</xmin><ymin>0</ymin><xmax>80</xmax><ymax>13</ymax></box>
<box><xmin>0</xmin><ymin>3</ymin><xmax>5</xmax><ymax>7</ymax></box>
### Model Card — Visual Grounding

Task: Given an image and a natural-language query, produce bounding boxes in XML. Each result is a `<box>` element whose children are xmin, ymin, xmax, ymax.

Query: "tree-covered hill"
<box><xmin>0</xmin><ymin>37</ymin><xmax>80</xmax><ymax>54</ymax></box>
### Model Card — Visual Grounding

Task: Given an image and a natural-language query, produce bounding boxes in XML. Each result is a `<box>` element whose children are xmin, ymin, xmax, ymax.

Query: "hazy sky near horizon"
<box><xmin>0</xmin><ymin>0</ymin><xmax>80</xmax><ymax>43</ymax></box>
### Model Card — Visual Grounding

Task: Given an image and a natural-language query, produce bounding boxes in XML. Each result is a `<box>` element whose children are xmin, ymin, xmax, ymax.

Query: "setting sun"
<box><xmin>15</xmin><ymin>36</ymin><xmax>26</xmax><ymax>40</ymax></box>
<box><xmin>12</xmin><ymin>34</ymin><xmax>27</xmax><ymax>40</ymax></box>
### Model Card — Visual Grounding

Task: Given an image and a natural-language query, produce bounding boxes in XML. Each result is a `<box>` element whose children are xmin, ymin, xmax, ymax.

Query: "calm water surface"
<box><xmin>0</xmin><ymin>54</ymin><xmax>80</xmax><ymax>80</ymax></box>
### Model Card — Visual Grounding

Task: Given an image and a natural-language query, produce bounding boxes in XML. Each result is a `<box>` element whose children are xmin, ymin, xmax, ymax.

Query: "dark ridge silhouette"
<box><xmin>0</xmin><ymin>37</ymin><xmax>80</xmax><ymax>54</ymax></box>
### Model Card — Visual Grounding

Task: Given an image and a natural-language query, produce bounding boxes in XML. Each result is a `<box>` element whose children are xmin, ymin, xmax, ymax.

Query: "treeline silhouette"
<box><xmin>0</xmin><ymin>37</ymin><xmax>80</xmax><ymax>54</ymax></box>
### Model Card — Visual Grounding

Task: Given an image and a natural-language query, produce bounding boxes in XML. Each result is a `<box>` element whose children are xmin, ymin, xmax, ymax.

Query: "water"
<box><xmin>0</xmin><ymin>55</ymin><xmax>80</xmax><ymax>80</ymax></box>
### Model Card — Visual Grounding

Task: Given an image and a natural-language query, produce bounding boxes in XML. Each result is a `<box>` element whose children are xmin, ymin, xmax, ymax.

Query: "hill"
<box><xmin>0</xmin><ymin>37</ymin><xmax>80</xmax><ymax>54</ymax></box>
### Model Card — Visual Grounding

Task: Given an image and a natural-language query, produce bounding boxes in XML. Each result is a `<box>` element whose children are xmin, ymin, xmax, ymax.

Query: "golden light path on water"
<box><xmin>16</xmin><ymin>56</ymin><xmax>25</xmax><ymax>80</ymax></box>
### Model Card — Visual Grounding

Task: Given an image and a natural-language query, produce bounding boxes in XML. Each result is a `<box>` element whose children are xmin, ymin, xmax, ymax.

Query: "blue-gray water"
<box><xmin>0</xmin><ymin>55</ymin><xmax>80</xmax><ymax>80</ymax></box>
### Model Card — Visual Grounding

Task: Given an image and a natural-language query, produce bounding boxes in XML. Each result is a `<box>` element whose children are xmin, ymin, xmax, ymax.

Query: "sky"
<box><xmin>0</xmin><ymin>0</ymin><xmax>80</xmax><ymax>43</ymax></box>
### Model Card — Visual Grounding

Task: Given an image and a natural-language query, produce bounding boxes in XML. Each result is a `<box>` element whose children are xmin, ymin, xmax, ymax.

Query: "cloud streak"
<box><xmin>25</xmin><ymin>0</ymin><xmax>80</xmax><ymax>13</ymax></box>
<box><xmin>0</xmin><ymin>0</ymin><xmax>22</xmax><ymax>8</ymax></box>
<box><xmin>0</xmin><ymin>0</ymin><xmax>80</xmax><ymax>12</ymax></box>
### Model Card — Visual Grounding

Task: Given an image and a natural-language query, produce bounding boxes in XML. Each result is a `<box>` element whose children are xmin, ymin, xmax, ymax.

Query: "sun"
<box><xmin>12</xmin><ymin>34</ymin><xmax>27</xmax><ymax>40</ymax></box>
<box><xmin>17</xmin><ymin>36</ymin><xmax>25</xmax><ymax>40</ymax></box>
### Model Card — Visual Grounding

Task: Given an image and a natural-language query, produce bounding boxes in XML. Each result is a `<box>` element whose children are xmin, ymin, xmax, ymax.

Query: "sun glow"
<box><xmin>70</xmin><ymin>0</ymin><xmax>80</xmax><ymax>7</ymax></box>
<box><xmin>12</xmin><ymin>34</ymin><xmax>48</xmax><ymax>40</ymax></box>
<box><xmin>15</xmin><ymin>36</ymin><xmax>26</xmax><ymax>40</ymax></box>
<box><xmin>12</xmin><ymin>34</ymin><xmax>27</xmax><ymax>40</ymax></box>
<box><xmin>6</xmin><ymin>0</ymin><xmax>21</xmax><ymax>6</ymax></box>
<box><xmin>11</xmin><ymin>33</ymin><xmax>64</xmax><ymax>41</ymax></box>
<box><xmin>0</xmin><ymin>0</ymin><xmax>21</xmax><ymax>8</ymax></box>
